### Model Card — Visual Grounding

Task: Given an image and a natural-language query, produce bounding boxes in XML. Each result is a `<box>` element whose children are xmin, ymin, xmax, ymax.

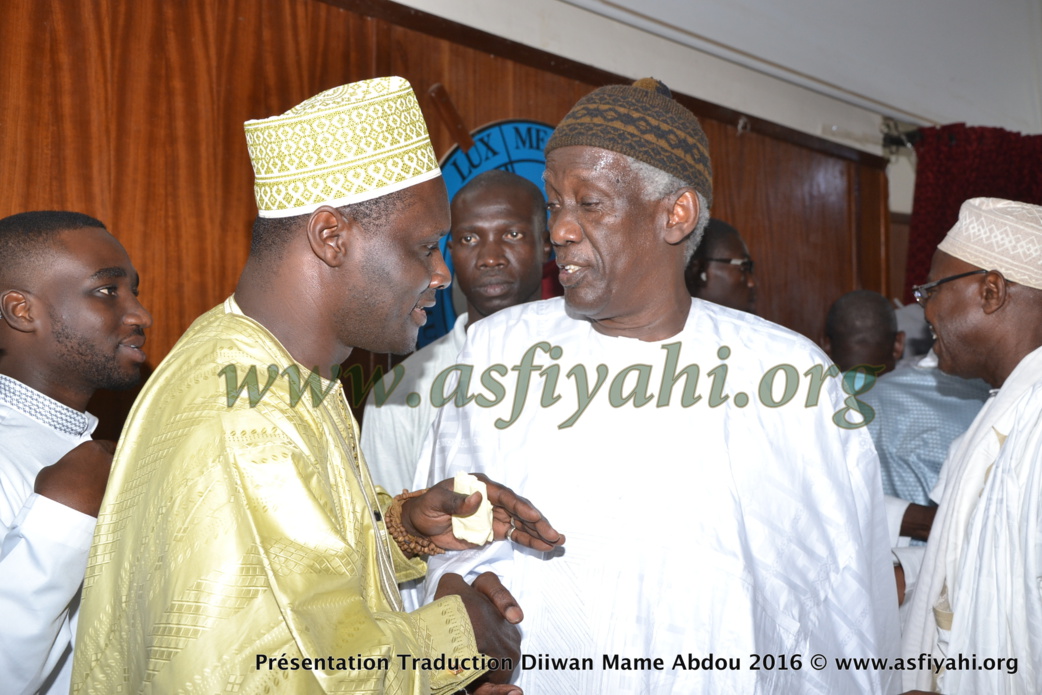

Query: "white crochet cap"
<box><xmin>938</xmin><ymin>197</ymin><xmax>1042</xmax><ymax>290</ymax></box>
<box><xmin>244</xmin><ymin>77</ymin><xmax>440</xmax><ymax>218</ymax></box>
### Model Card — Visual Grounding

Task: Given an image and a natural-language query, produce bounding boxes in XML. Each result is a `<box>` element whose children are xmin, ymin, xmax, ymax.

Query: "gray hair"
<box><xmin>626</xmin><ymin>156</ymin><xmax>710</xmax><ymax>261</ymax></box>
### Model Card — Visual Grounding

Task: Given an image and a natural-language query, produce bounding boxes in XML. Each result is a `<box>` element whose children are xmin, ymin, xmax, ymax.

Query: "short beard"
<box><xmin>51</xmin><ymin>312</ymin><xmax>141</xmax><ymax>392</ymax></box>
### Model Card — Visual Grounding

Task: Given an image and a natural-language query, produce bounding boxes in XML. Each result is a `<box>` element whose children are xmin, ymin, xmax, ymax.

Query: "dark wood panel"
<box><xmin>889</xmin><ymin>212</ymin><xmax>912</xmax><ymax>301</ymax></box>
<box><xmin>703</xmin><ymin>119</ymin><xmax>856</xmax><ymax>343</ymax></box>
<box><xmin>386</xmin><ymin>25</ymin><xmax>591</xmax><ymax>157</ymax></box>
<box><xmin>853</xmin><ymin>164</ymin><xmax>891</xmax><ymax>295</ymax></box>
<box><xmin>0</xmin><ymin>0</ymin><xmax>385</xmax><ymax>360</ymax></box>
<box><xmin>0</xmin><ymin>1</ymin><xmax>112</xmax><ymax>218</ymax></box>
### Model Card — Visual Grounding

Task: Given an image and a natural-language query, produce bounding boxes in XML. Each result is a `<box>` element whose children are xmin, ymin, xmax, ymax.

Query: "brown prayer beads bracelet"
<box><xmin>386</xmin><ymin>489</ymin><xmax>444</xmax><ymax>558</ymax></box>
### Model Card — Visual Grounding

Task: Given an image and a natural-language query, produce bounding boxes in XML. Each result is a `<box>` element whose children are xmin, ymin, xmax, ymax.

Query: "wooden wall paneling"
<box><xmin>0</xmin><ymin>0</ymin><xmax>891</xmax><ymax>358</ymax></box>
<box><xmin>0</xmin><ymin>1</ymin><xmax>112</xmax><ymax>218</ymax></box>
<box><xmin>384</xmin><ymin>23</ymin><xmax>592</xmax><ymax>158</ymax></box>
<box><xmin>0</xmin><ymin>0</ymin><xmax>387</xmax><ymax>359</ymax></box>
<box><xmin>1</xmin><ymin>1</ymin><xmax>129</xmax><ymax>437</ymax></box>
<box><xmin>128</xmin><ymin>0</ymin><xmax>387</xmax><ymax>357</ymax></box>
<box><xmin>889</xmin><ymin>212</ymin><xmax>912</xmax><ymax>301</ymax></box>
<box><xmin>0</xmin><ymin>0</ymin><xmax>416</xmax><ymax>426</ymax></box>
<box><xmin>851</xmin><ymin>163</ymin><xmax>891</xmax><ymax>296</ymax></box>
<box><xmin>113</xmin><ymin>0</ymin><xmax>192</xmax><ymax>357</ymax></box>
<box><xmin>702</xmin><ymin>118</ymin><xmax>857</xmax><ymax>343</ymax></box>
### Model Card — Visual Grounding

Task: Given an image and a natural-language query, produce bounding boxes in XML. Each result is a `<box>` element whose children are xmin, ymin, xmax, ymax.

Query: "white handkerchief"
<box><xmin>451</xmin><ymin>473</ymin><xmax>494</xmax><ymax>545</ymax></box>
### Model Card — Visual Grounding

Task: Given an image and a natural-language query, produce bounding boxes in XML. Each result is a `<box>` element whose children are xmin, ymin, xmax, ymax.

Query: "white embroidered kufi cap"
<box><xmin>938</xmin><ymin>197</ymin><xmax>1042</xmax><ymax>290</ymax></box>
<box><xmin>244</xmin><ymin>77</ymin><xmax>440</xmax><ymax>218</ymax></box>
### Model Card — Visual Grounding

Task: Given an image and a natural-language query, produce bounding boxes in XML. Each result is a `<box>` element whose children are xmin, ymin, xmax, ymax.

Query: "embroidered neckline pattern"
<box><xmin>0</xmin><ymin>374</ymin><xmax>91</xmax><ymax>436</ymax></box>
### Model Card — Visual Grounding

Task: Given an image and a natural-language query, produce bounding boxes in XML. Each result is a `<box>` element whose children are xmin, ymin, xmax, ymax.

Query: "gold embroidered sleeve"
<box><xmin>404</xmin><ymin>595</ymin><xmax>487</xmax><ymax>694</ymax></box>
<box><xmin>222</xmin><ymin>427</ymin><xmax>470</xmax><ymax>694</ymax></box>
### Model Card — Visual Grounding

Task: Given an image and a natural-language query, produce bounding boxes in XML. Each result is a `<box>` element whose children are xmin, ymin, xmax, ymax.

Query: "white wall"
<box><xmin>563</xmin><ymin>0</ymin><xmax>1042</xmax><ymax>135</ymax></box>
<box><xmin>393</xmin><ymin>0</ymin><xmax>1040</xmax><ymax>214</ymax></box>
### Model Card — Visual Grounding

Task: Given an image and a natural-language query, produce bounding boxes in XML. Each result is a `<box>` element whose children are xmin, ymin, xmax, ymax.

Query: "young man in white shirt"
<box><xmin>0</xmin><ymin>210</ymin><xmax>152</xmax><ymax>695</ymax></box>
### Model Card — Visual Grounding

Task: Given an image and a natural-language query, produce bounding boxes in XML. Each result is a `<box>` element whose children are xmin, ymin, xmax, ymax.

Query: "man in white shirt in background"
<box><xmin>362</xmin><ymin>170</ymin><xmax>549</xmax><ymax>493</ymax></box>
<box><xmin>0</xmin><ymin>210</ymin><xmax>152</xmax><ymax>695</ymax></box>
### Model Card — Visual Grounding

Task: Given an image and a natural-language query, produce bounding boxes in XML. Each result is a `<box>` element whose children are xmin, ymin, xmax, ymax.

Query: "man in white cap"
<box><xmin>901</xmin><ymin>198</ymin><xmax>1042</xmax><ymax>694</ymax></box>
<box><xmin>71</xmin><ymin>78</ymin><xmax>562</xmax><ymax>695</ymax></box>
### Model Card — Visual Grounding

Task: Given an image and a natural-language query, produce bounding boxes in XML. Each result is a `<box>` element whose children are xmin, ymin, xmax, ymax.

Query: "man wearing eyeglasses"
<box><xmin>684</xmin><ymin>218</ymin><xmax>757</xmax><ymax>313</ymax></box>
<box><xmin>900</xmin><ymin>197</ymin><xmax>1042</xmax><ymax>695</ymax></box>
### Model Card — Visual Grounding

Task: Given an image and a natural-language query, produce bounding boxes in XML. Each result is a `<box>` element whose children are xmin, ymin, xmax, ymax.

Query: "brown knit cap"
<box><xmin>545</xmin><ymin>77</ymin><xmax>713</xmax><ymax>207</ymax></box>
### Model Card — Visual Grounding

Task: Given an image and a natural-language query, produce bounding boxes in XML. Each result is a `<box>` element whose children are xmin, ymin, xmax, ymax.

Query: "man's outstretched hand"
<box><xmin>403</xmin><ymin>473</ymin><xmax>564</xmax><ymax>552</ymax></box>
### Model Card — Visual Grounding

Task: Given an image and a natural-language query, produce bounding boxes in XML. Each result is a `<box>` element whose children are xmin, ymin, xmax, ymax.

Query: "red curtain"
<box><xmin>904</xmin><ymin>123</ymin><xmax>1042</xmax><ymax>302</ymax></box>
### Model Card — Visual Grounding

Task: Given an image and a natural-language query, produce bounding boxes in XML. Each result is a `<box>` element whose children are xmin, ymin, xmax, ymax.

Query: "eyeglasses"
<box><xmin>912</xmin><ymin>269</ymin><xmax>989</xmax><ymax>306</ymax></box>
<box><xmin>706</xmin><ymin>257</ymin><xmax>754</xmax><ymax>275</ymax></box>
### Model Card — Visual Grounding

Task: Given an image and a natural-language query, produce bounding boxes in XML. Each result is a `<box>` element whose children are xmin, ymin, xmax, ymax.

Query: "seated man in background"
<box><xmin>824</xmin><ymin>289</ymin><xmax>905</xmax><ymax>375</ymax></box>
<box><xmin>0</xmin><ymin>211</ymin><xmax>152</xmax><ymax>695</ymax></box>
<box><xmin>417</xmin><ymin>78</ymin><xmax>899</xmax><ymax>694</ymax></box>
<box><xmin>72</xmin><ymin>78</ymin><xmax>562</xmax><ymax>695</ymax></box>
<box><xmin>683</xmin><ymin>217</ymin><xmax>756</xmax><ymax>313</ymax></box>
<box><xmin>362</xmin><ymin>170</ymin><xmax>550</xmax><ymax>494</ymax></box>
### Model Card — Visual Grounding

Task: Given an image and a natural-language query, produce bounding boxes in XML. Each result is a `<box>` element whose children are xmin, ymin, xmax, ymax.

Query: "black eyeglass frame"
<box><xmin>705</xmin><ymin>257</ymin><xmax>754</xmax><ymax>275</ymax></box>
<box><xmin>911</xmin><ymin>269</ymin><xmax>990</xmax><ymax>306</ymax></box>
